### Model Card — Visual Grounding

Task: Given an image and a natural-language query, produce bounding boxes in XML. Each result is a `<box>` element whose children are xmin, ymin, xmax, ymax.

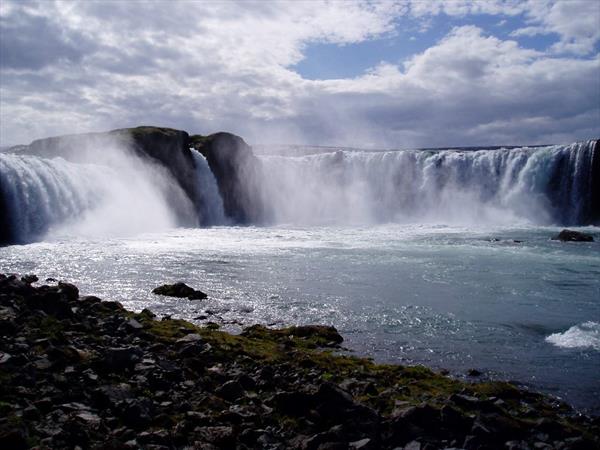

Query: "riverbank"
<box><xmin>0</xmin><ymin>274</ymin><xmax>598</xmax><ymax>449</ymax></box>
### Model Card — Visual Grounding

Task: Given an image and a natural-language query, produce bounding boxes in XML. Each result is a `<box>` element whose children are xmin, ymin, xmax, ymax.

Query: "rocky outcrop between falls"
<box><xmin>1</xmin><ymin>274</ymin><xmax>599</xmax><ymax>449</ymax></box>
<box><xmin>191</xmin><ymin>132</ymin><xmax>267</xmax><ymax>224</ymax></box>
<box><xmin>4</xmin><ymin>127</ymin><xmax>268</xmax><ymax>235</ymax></box>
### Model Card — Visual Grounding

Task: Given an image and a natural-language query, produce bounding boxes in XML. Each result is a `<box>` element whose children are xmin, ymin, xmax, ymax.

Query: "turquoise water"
<box><xmin>1</xmin><ymin>224</ymin><xmax>598</xmax><ymax>412</ymax></box>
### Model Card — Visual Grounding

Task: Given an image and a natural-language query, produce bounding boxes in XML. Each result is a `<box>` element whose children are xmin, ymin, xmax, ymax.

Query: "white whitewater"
<box><xmin>546</xmin><ymin>322</ymin><xmax>600</xmax><ymax>351</ymax></box>
<box><xmin>259</xmin><ymin>141</ymin><xmax>596</xmax><ymax>226</ymax></box>
<box><xmin>191</xmin><ymin>151</ymin><xmax>227</xmax><ymax>225</ymax></box>
<box><xmin>0</xmin><ymin>152</ymin><xmax>194</xmax><ymax>242</ymax></box>
<box><xmin>0</xmin><ymin>140</ymin><xmax>596</xmax><ymax>242</ymax></box>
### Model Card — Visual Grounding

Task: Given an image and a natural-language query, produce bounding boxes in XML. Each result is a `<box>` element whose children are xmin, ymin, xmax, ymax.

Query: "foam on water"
<box><xmin>545</xmin><ymin>322</ymin><xmax>600</xmax><ymax>351</ymax></box>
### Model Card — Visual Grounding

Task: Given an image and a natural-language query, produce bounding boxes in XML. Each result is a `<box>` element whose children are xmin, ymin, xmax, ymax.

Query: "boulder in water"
<box><xmin>152</xmin><ymin>282</ymin><xmax>207</xmax><ymax>300</ymax></box>
<box><xmin>551</xmin><ymin>229</ymin><xmax>594</xmax><ymax>242</ymax></box>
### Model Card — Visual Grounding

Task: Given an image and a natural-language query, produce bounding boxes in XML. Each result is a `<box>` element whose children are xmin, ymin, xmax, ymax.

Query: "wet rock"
<box><xmin>152</xmin><ymin>282</ymin><xmax>207</xmax><ymax>300</ymax></box>
<box><xmin>551</xmin><ymin>229</ymin><xmax>594</xmax><ymax>242</ymax></box>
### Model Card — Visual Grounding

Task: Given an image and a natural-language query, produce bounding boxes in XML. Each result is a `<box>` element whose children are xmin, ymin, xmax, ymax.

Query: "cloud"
<box><xmin>523</xmin><ymin>0</ymin><xmax>600</xmax><ymax>55</ymax></box>
<box><xmin>406</xmin><ymin>0</ymin><xmax>600</xmax><ymax>56</ymax></box>
<box><xmin>0</xmin><ymin>4</ymin><xmax>95</xmax><ymax>70</ymax></box>
<box><xmin>0</xmin><ymin>0</ymin><xmax>598</xmax><ymax>148</ymax></box>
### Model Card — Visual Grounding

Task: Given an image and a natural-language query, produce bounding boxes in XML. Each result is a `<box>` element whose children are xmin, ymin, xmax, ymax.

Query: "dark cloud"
<box><xmin>0</xmin><ymin>8</ymin><xmax>94</xmax><ymax>70</ymax></box>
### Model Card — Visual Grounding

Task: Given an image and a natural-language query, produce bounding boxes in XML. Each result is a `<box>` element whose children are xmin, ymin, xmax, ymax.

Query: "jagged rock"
<box><xmin>152</xmin><ymin>282</ymin><xmax>207</xmax><ymax>300</ymax></box>
<box><xmin>551</xmin><ymin>229</ymin><xmax>594</xmax><ymax>242</ymax></box>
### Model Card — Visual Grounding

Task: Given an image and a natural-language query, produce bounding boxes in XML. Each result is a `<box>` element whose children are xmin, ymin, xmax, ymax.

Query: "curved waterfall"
<box><xmin>0</xmin><ymin>152</ymin><xmax>196</xmax><ymax>243</ymax></box>
<box><xmin>0</xmin><ymin>140</ymin><xmax>598</xmax><ymax>244</ymax></box>
<box><xmin>259</xmin><ymin>140</ymin><xmax>598</xmax><ymax>226</ymax></box>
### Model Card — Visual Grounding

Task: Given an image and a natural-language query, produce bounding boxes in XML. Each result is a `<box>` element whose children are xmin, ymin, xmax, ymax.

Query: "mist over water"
<box><xmin>1</xmin><ymin>140</ymin><xmax>596</xmax><ymax>242</ymax></box>
<box><xmin>259</xmin><ymin>141</ymin><xmax>596</xmax><ymax>227</ymax></box>
<box><xmin>0</xmin><ymin>138</ymin><xmax>197</xmax><ymax>242</ymax></box>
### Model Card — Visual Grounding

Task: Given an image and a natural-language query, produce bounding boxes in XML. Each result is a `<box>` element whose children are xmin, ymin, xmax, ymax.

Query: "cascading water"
<box><xmin>0</xmin><ymin>154</ymin><xmax>106</xmax><ymax>243</ymax></box>
<box><xmin>0</xmin><ymin>151</ymin><xmax>197</xmax><ymax>243</ymax></box>
<box><xmin>191</xmin><ymin>151</ymin><xmax>227</xmax><ymax>226</ymax></box>
<box><xmin>259</xmin><ymin>140</ymin><xmax>598</xmax><ymax>226</ymax></box>
<box><xmin>0</xmin><ymin>139</ymin><xmax>597</xmax><ymax>244</ymax></box>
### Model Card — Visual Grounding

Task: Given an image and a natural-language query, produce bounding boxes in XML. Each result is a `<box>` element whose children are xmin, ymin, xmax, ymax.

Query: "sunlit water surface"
<box><xmin>1</xmin><ymin>224</ymin><xmax>599</xmax><ymax>412</ymax></box>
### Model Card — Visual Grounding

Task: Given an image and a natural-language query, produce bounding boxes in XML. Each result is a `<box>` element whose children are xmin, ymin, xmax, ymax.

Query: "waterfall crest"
<box><xmin>259</xmin><ymin>140</ymin><xmax>598</xmax><ymax>226</ymax></box>
<box><xmin>192</xmin><ymin>151</ymin><xmax>227</xmax><ymax>225</ymax></box>
<box><xmin>0</xmin><ymin>152</ymin><xmax>196</xmax><ymax>243</ymax></box>
<box><xmin>1</xmin><ymin>139</ymin><xmax>597</xmax><ymax>244</ymax></box>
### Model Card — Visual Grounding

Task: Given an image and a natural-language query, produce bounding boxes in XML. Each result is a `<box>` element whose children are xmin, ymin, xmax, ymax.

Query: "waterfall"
<box><xmin>191</xmin><ymin>151</ymin><xmax>227</xmax><ymax>225</ymax></box>
<box><xmin>0</xmin><ymin>152</ymin><xmax>196</xmax><ymax>243</ymax></box>
<box><xmin>259</xmin><ymin>140</ymin><xmax>598</xmax><ymax>226</ymax></box>
<box><xmin>1</xmin><ymin>139</ymin><xmax>597</xmax><ymax>244</ymax></box>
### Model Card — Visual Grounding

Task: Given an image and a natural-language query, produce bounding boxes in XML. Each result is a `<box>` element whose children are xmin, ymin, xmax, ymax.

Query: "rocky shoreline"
<box><xmin>0</xmin><ymin>274</ymin><xmax>598</xmax><ymax>450</ymax></box>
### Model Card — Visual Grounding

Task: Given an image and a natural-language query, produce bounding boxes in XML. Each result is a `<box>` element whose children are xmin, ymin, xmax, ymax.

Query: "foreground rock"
<box><xmin>1</xmin><ymin>274</ymin><xmax>598</xmax><ymax>449</ymax></box>
<box><xmin>153</xmin><ymin>282</ymin><xmax>208</xmax><ymax>300</ymax></box>
<box><xmin>552</xmin><ymin>229</ymin><xmax>594</xmax><ymax>242</ymax></box>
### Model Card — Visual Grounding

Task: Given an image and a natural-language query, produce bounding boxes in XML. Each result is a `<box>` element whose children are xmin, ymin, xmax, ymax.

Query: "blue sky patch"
<box><xmin>292</xmin><ymin>12</ymin><xmax>562</xmax><ymax>80</ymax></box>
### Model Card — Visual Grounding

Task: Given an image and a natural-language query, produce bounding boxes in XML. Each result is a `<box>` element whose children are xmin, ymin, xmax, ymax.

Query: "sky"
<box><xmin>0</xmin><ymin>0</ymin><xmax>599</xmax><ymax>148</ymax></box>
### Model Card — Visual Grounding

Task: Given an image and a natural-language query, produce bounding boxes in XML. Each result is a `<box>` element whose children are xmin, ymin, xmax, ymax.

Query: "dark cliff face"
<box><xmin>590</xmin><ymin>140</ymin><xmax>600</xmax><ymax>225</ymax></box>
<box><xmin>109</xmin><ymin>127</ymin><xmax>198</xmax><ymax>208</ymax></box>
<box><xmin>191</xmin><ymin>132</ymin><xmax>267</xmax><ymax>224</ymax></box>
